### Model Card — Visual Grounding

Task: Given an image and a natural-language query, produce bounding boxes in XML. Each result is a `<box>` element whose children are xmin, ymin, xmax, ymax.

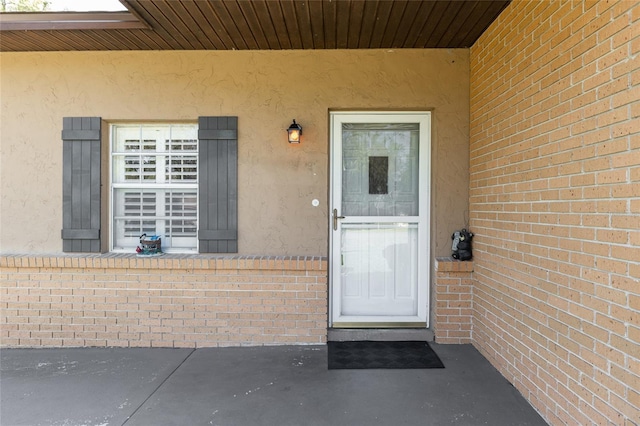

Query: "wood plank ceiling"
<box><xmin>0</xmin><ymin>0</ymin><xmax>510</xmax><ymax>52</ymax></box>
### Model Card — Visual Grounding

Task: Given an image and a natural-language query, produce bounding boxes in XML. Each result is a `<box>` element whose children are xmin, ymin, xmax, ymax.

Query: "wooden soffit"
<box><xmin>0</xmin><ymin>0</ymin><xmax>510</xmax><ymax>52</ymax></box>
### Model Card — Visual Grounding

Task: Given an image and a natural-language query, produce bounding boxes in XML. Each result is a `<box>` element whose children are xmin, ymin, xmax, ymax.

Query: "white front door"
<box><xmin>330</xmin><ymin>112</ymin><xmax>431</xmax><ymax>327</ymax></box>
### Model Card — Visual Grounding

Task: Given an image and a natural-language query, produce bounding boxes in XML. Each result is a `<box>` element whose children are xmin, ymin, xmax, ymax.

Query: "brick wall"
<box><xmin>470</xmin><ymin>1</ymin><xmax>639</xmax><ymax>424</ymax></box>
<box><xmin>434</xmin><ymin>258</ymin><xmax>473</xmax><ymax>344</ymax></box>
<box><xmin>0</xmin><ymin>255</ymin><xmax>327</xmax><ymax>347</ymax></box>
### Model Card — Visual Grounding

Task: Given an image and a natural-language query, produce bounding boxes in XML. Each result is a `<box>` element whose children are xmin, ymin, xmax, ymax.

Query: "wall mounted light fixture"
<box><xmin>287</xmin><ymin>119</ymin><xmax>302</xmax><ymax>144</ymax></box>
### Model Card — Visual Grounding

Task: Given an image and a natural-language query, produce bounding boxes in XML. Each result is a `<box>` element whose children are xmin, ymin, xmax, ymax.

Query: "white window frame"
<box><xmin>109</xmin><ymin>123</ymin><xmax>199</xmax><ymax>253</ymax></box>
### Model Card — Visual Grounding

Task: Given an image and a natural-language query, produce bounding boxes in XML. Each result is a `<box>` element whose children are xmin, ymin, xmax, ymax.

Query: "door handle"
<box><xmin>333</xmin><ymin>209</ymin><xmax>345</xmax><ymax>231</ymax></box>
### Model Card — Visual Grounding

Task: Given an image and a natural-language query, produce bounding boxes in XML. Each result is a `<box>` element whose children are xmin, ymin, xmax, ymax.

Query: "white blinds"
<box><xmin>111</xmin><ymin>124</ymin><xmax>198</xmax><ymax>252</ymax></box>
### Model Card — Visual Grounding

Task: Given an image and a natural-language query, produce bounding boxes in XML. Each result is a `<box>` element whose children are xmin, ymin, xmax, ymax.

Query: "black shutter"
<box><xmin>61</xmin><ymin>117</ymin><xmax>101</xmax><ymax>253</ymax></box>
<box><xmin>198</xmin><ymin>116</ymin><xmax>238</xmax><ymax>253</ymax></box>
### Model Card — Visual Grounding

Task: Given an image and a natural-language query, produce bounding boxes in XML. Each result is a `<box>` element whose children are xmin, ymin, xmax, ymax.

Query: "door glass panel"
<box><xmin>342</xmin><ymin>123</ymin><xmax>419</xmax><ymax>217</ymax></box>
<box><xmin>340</xmin><ymin>223</ymin><xmax>418</xmax><ymax>316</ymax></box>
<box><xmin>368</xmin><ymin>156</ymin><xmax>389</xmax><ymax>194</ymax></box>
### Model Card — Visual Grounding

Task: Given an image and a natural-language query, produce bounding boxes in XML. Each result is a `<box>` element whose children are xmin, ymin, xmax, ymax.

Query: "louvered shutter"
<box><xmin>198</xmin><ymin>116</ymin><xmax>238</xmax><ymax>253</ymax></box>
<box><xmin>61</xmin><ymin>117</ymin><xmax>102</xmax><ymax>252</ymax></box>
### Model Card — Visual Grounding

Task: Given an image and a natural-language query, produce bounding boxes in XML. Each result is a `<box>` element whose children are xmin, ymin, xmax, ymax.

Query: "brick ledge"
<box><xmin>0</xmin><ymin>253</ymin><xmax>327</xmax><ymax>271</ymax></box>
<box><xmin>435</xmin><ymin>257</ymin><xmax>474</xmax><ymax>272</ymax></box>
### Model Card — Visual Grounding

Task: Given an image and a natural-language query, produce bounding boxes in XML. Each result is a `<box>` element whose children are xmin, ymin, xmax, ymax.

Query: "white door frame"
<box><xmin>329</xmin><ymin>111</ymin><xmax>431</xmax><ymax>327</ymax></box>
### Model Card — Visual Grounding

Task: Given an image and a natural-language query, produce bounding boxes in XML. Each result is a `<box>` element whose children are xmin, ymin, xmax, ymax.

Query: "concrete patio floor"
<box><xmin>0</xmin><ymin>343</ymin><xmax>547</xmax><ymax>426</ymax></box>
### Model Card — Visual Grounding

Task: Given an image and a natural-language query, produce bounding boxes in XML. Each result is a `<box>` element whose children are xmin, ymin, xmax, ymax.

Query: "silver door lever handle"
<box><xmin>333</xmin><ymin>209</ymin><xmax>345</xmax><ymax>231</ymax></box>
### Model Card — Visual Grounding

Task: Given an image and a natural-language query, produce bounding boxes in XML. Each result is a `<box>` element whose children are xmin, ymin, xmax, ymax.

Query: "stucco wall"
<box><xmin>470</xmin><ymin>1</ymin><xmax>639</xmax><ymax>424</ymax></box>
<box><xmin>0</xmin><ymin>49</ymin><xmax>469</xmax><ymax>257</ymax></box>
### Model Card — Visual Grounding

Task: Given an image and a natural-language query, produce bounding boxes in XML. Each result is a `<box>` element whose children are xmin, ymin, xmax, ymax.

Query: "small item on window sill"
<box><xmin>136</xmin><ymin>233</ymin><xmax>163</xmax><ymax>257</ymax></box>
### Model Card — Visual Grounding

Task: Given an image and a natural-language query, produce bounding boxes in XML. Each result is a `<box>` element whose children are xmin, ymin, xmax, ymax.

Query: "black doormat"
<box><xmin>327</xmin><ymin>341</ymin><xmax>445</xmax><ymax>370</ymax></box>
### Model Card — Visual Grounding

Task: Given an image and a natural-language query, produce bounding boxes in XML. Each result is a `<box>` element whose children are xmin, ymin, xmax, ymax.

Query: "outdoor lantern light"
<box><xmin>287</xmin><ymin>119</ymin><xmax>302</xmax><ymax>144</ymax></box>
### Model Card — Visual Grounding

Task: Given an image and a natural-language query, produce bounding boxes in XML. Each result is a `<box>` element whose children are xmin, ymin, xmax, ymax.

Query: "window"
<box><xmin>110</xmin><ymin>124</ymin><xmax>198</xmax><ymax>253</ymax></box>
<box><xmin>62</xmin><ymin>116</ymin><xmax>237</xmax><ymax>254</ymax></box>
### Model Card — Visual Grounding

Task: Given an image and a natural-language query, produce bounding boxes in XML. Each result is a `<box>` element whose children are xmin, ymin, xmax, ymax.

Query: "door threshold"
<box><xmin>328</xmin><ymin>328</ymin><xmax>434</xmax><ymax>342</ymax></box>
<box><xmin>332</xmin><ymin>322</ymin><xmax>426</xmax><ymax>328</ymax></box>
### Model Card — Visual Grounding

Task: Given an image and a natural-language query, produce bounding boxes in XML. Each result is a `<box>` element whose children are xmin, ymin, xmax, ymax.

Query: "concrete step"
<box><xmin>327</xmin><ymin>328</ymin><xmax>434</xmax><ymax>342</ymax></box>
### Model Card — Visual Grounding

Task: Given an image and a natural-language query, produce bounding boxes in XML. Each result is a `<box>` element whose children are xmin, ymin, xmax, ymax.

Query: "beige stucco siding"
<box><xmin>0</xmin><ymin>49</ymin><xmax>469</xmax><ymax>256</ymax></box>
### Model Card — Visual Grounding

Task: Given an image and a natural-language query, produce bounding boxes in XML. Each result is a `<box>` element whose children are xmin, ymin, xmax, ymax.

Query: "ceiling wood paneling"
<box><xmin>0</xmin><ymin>0</ymin><xmax>510</xmax><ymax>52</ymax></box>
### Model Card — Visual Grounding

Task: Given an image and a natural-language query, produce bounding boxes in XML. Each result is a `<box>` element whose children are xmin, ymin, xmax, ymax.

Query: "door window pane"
<box><xmin>369</xmin><ymin>156</ymin><xmax>389</xmax><ymax>194</ymax></box>
<box><xmin>342</xmin><ymin>123</ymin><xmax>419</xmax><ymax>216</ymax></box>
<box><xmin>341</xmin><ymin>223</ymin><xmax>418</xmax><ymax>316</ymax></box>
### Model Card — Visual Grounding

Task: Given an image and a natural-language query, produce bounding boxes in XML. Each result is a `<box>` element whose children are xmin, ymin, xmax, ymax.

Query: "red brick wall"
<box><xmin>470</xmin><ymin>1</ymin><xmax>639</xmax><ymax>424</ymax></box>
<box><xmin>0</xmin><ymin>255</ymin><xmax>327</xmax><ymax>347</ymax></box>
